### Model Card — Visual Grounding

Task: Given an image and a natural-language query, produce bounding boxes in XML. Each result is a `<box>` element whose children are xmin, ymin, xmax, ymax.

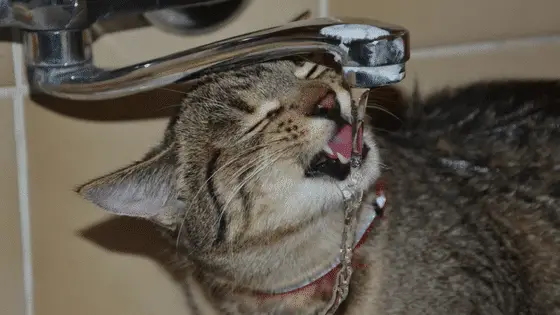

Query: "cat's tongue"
<box><xmin>326</xmin><ymin>124</ymin><xmax>362</xmax><ymax>161</ymax></box>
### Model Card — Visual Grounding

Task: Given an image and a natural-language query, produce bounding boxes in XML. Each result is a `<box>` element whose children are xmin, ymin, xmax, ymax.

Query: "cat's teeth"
<box><xmin>323</xmin><ymin>145</ymin><xmax>334</xmax><ymax>155</ymax></box>
<box><xmin>336</xmin><ymin>153</ymin><xmax>349</xmax><ymax>164</ymax></box>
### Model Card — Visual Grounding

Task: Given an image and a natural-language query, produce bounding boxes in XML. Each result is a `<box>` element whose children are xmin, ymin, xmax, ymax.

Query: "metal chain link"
<box><xmin>320</xmin><ymin>88</ymin><xmax>370</xmax><ymax>315</ymax></box>
<box><xmin>320</xmin><ymin>172</ymin><xmax>363</xmax><ymax>315</ymax></box>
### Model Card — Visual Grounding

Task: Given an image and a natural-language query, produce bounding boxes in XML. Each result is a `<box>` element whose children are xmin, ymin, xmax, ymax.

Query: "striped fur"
<box><xmin>78</xmin><ymin>61</ymin><xmax>560</xmax><ymax>314</ymax></box>
<box><xmin>78</xmin><ymin>60</ymin><xmax>382</xmax><ymax>314</ymax></box>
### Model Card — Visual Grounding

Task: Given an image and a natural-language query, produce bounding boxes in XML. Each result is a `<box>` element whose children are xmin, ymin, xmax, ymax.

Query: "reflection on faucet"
<box><xmin>24</xmin><ymin>17</ymin><xmax>409</xmax><ymax>101</ymax></box>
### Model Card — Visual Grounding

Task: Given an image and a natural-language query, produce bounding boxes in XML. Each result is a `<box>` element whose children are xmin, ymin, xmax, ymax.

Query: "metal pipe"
<box><xmin>24</xmin><ymin>17</ymin><xmax>409</xmax><ymax>100</ymax></box>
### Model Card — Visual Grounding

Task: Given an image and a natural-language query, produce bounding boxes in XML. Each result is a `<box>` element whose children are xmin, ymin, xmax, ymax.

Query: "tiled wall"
<box><xmin>2</xmin><ymin>0</ymin><xmax>560</xmax><ymax>315</ymax></box>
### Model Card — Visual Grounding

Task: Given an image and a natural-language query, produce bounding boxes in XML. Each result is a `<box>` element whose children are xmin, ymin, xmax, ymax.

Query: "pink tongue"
<box><xmin>326</xmin><ymin>124</ymin><xmax>362</xmax><ymax>160</ymax></box>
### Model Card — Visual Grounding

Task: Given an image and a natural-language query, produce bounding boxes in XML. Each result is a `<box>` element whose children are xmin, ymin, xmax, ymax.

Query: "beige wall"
<box><xmin>1</xmin><ymin>1</ymin><xmax>559</xmax><ymax>315</ymax></box>
<box><xmin>329</xmin><ymin>0</ymin><xmax>560</xmax><ymax>94</ymax></box>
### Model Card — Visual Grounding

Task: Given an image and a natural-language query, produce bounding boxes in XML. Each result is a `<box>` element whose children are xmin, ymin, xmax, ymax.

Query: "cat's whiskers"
<box><xmin>191</xmin><ymin>100</ymin><xmax>230</xmax><ymax>111</ymax></box>
<box><xmin>195</xmin><ymin>152</ymin><xmax>276</xmax><ymax>243</ymax></box>
<box><xmin>175</xmin><ymin>140</ymin><xmax>292</xmax><ymax>248</ymax></box>
<box><xmin>177</xmin><ymin>158</ymin><xmax>262</xmax><ymax>249</ymax></box>
<box><xmin>156</xmin><ymin>99</ymin><xmax>228</xmax><ymax>113</ymax></box>
<box><xmin>156</xmin><ymin>104</ymin><xmax>182</xmax><ymax>112</ymax></box>
<box><xmin>213</xmin><ymin>155</ymin><xmax>284</xmax><ymax>242</ymax></box>
<box><xmin>370</xmin><ymin>126</ymin><xmax>400</xmax><ymax>134</ymax></box>
<box><xmin>257</xmin><ymin>152</ymin><xmax>298</xmax><ymax>204</ymax></box>
<box><xmin>212</xmin><ymin>147</ymin><xmax>295</xmax><ymax>239</ymax></box>
<box><xmin>175</xmin><ymin>142</ymin><xmax>279</xmax><ymax>246</ymax></box>
<box><xmin>209</xmin><ymin>148</ymin><xmax>286</xmax><ymax>222</ymax></box>
<box><xmin>191</xmin><ymin>94</ymin><xmax>227</xmax><ymax>105</ymax></box>
<box><xmin>233</xmin><ymin>131</ymin><xmax>291</xmax><ymax>147</ymax></box>
<box><xmin>367</xmin><ymin>103</ymin><xmax>403</xmax><ymax>123</ymax></box>
<box><xmin>157</xmin><ymin>86</ymin><xmax>190</xmax><ymax>95</ymax></box>
<box><xmin>149</xmin><ymin>86</ymin><xmax>191</xmax><ymax>113</ymax></box>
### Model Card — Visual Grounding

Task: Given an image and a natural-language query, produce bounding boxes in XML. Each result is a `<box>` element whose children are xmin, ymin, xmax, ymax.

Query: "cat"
<box><xmin>77</xmin><ymin>60</ymin><xmax>560</xmax><ymax>315</ymax></box>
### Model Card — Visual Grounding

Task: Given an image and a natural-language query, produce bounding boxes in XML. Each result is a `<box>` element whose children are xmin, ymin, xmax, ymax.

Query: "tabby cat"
<box><xmin>78</xmin><ymin>60</ymin><xmax>560</xmax><ymax>314</ymax></box>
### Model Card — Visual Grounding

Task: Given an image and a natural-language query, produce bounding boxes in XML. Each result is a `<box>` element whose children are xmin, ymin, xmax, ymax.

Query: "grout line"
<box><xmin>0</xmin><ymin>86</ymin><xmax>29</xmax><ymax>100</ymax></box>
<box><xmin>11</xmin><ymin>32</ymin><xmax>34</xmax><ymax>315</ymax></box>
<box><xmin>411</xmin><ymin>34</ymin><xmax>560</xmax><ymax>59</ymax></box>
<box><xmin>0</xmin><ymin>86</ymin><xmax>18</xmax><ymax>98</ymax></box>
<box><xmin>318</xmin><ymin>0</ymin><xmax>329</xmax><ymax>17</ymax></box>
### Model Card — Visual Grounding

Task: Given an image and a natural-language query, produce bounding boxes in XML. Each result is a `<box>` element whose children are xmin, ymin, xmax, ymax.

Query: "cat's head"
<box><xmin>78</xmin><ymin>59</ymin><xmax>380</xmax><ymax>259</ymax></box>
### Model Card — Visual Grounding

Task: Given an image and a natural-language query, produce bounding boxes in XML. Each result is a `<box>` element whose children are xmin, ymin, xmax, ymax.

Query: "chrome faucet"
<box><xmin>1</xmin><ymin>0</ymin><xmax>410</xmax><ymax>101</ymax></box>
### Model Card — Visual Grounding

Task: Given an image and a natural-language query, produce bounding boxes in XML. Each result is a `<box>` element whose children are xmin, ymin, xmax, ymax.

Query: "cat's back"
<box><xmin>374</xmin><ymin>80</ymin><xmax>560</xmax><ymax>314</ymax></box>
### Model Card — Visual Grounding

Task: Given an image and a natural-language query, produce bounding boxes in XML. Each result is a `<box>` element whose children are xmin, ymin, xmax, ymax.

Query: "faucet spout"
<box><xmin>24</xmin><ymin>17</ymin><xmax>409</xmax><ymax>101</ymax></box>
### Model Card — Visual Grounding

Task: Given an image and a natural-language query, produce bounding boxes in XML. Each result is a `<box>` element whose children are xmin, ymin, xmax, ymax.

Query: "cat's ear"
<box><xmin>76</xmin><ymin>145</ymin><xmax>183</xmax><ymax>227</ymax></box>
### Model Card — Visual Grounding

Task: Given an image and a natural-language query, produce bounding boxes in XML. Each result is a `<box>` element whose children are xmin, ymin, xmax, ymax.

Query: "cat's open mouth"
<box><xmin>305</xmin><ymin>92</ymin><xmax>370</xmax><ymax>181</ymax></box>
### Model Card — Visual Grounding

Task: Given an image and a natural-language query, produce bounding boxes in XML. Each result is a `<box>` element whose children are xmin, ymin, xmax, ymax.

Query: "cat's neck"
<box><xmin>193</xmin><ymin>183</ymin><xmax>386</xmax><ymax>313</ymax></box>
<box><xmin>253</xmin><ymin>189</ymin><xmax>385</xmax><ymax>296</ymax></box>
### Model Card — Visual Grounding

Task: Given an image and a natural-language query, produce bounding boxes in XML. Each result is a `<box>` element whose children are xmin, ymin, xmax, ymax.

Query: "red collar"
<box><xmin>253</xmin><ymin>181</ymin><xmax>386</xmax><ymax>299</ymax></box>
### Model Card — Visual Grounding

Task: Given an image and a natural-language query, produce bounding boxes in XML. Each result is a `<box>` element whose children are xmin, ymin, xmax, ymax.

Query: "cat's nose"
<box><xmin>298</xmin><ymin>83</ymin><xmax>334</xmax><ymax>116</ymax></box>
